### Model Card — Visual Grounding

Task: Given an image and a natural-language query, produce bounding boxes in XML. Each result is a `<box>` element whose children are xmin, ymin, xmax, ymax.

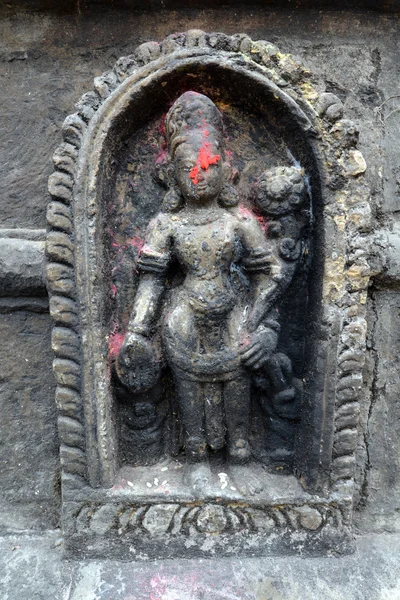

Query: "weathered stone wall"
<box><xmin>0</xmin><ymin>4</ymin><xmax>399</xmax><ymax>533</ymax></box>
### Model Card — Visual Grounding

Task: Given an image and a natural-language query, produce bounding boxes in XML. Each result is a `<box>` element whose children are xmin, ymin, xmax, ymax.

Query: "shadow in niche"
<box><xmin>101</xmin><ymin>64</ymin><xmax>323</xmax><ymax>498</ymax></box>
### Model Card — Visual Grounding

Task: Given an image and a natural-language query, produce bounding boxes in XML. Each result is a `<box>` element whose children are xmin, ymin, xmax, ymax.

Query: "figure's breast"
<box><xmin>173</xmin><ymin>217</ymin><xmax>236</xmax><ymax>276</ymax></box>
<box><xmin>172</xmin><ymin>216</ymin><xmax>238</xmax><ymax>316</ymax></box>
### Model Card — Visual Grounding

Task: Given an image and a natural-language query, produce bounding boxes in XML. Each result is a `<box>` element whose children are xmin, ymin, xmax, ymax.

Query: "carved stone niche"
<box><xmin>46</xmin><ymin>31</ymin><xmax>372</xmax><ymax>559</ymax></box>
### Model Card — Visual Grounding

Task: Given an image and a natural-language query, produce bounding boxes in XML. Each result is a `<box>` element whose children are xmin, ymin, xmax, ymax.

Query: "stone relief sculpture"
<box><xmin>46</xmin><ymin>31</ymin><xmax>371</xmax><ymax>558</ymax></box>
<box><xmin>115</xmin><ymin>91</ymin><xmax>307</xmax><ymax>493</ymax></box>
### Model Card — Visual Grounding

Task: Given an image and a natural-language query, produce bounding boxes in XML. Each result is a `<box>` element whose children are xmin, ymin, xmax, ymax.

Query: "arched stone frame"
<box><xmin>47</xmin><ymin>31</ymin><xmax>371</xmax><ymax>555</ymax></box>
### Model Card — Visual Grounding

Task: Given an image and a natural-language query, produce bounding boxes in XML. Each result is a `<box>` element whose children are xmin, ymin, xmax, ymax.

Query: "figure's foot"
<box><xmin>261</xmin><ymin>448</ymin><xmax>294</xmax><ymax>474</ymax></box>
<box><xmin>183</xmin><ymin>462</ymin><xmax>213</xmax><ymax>495</ymax></box>
<box><xmin>208</xmin><ymin>435</ymin><xmax>225</xmax><ymax>452</ymax></box>
<box><xmin>229</xmin><ymin>464</ymin><xmax>263</xmax><ymax>497</ymax></box>
<box><xmin>228</xmin><ymin>438</ymin><xmax>252</xmax><ymax>464</ymax></box>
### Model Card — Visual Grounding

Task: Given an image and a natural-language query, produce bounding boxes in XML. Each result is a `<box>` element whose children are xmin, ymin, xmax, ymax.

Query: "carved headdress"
<box><xmin>166</xmin><ymin>91</ymin><xmax>224</xmax><ymax>157</ymax></box>
<box><xmin>163</xmin><ymin>91</ymin><xmax>238</xmax><ymax>210</ymax></box>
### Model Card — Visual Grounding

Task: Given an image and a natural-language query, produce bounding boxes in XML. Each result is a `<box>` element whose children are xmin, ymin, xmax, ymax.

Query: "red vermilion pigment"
<box><xmin>128</xmin><ymin>236</ymin><xmax>145</xmax><ymax>252</ymax></box>
<box><xmin>238</xmin><ymin>205</ymin><xmax>253</xmax><ymax>219</ymax></box>
<box><xmin>108</xmin><ymin>331</ymin><xmax>126</xmax><ymax>358</ymax></box>
<box><xmin>110</xmin><ymin>283</ymin><xmax>117</xmax><ymax>299</ymax></box>
<box><xmin>239</xmin><ymin>204</ymin><xmax>268</xmax><ymax>233</ymax></box>
<box><xmin>190</xmin><ymin>141</ymin><xmax>221</xmax><ymax>185</ymax></box>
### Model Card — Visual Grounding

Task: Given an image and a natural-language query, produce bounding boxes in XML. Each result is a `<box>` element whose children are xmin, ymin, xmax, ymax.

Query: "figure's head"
<box><xmin>163</xmin><ymin>91</ymin><xmax>238</xmax><ymax>210</ymax></box>
<box><xmin>172</xmin><ymin>129</ymin><xmax>224</xmax><ymax>205</ymax></box>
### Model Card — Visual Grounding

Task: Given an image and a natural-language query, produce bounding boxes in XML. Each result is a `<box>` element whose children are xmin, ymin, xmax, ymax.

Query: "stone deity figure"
<box><xmin>117</xmin><ymin>91</ymin><xmax>284</xmax><ymax>493</ymax></box>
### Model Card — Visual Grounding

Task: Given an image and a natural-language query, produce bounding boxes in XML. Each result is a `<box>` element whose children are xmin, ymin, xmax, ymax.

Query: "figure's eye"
<box><xmin>180</xmin><ymin>163</ymin><xmax>194</xmax><ymax>172</ymax></box>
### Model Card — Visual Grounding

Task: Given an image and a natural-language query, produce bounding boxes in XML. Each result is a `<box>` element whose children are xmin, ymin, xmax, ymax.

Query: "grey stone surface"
<box><xmin>355</xmin><ymin>291</ymin><xmax>400</xmax><ymax>534</ymax></box>
<box><xmin>0</xmin><ymin>237</ymin><xmax>45</xmax><ymax>296</ymax></box>
<box><xmin>0</xmin><ymin>311</ymin><xmax>59</xmax><ymax>532</ymax></box>
<box><xmin>373</xmin><ymin>226</ymin><xmax>400</xmax><ymax>282</ymax></box>
<box><xmin>1</xmin><ymin>0</ymin><xmax>399</xmax><ymax>14</ymax></box>
<box><xmin>1</xmin><ymin>531</ymin><xmax>400</xmax><ymax>599</ymax></box>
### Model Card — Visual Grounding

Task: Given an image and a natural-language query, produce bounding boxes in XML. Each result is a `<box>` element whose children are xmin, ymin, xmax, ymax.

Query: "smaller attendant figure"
<box><xmin>116</xmin><ymin>91</ymin><xmax>287</xmax><ymax>494</ymax></box>
<box><xmin>252</xmin><ymin>166</ymin><xmax>309</xmax><ymax>470</ymax></box>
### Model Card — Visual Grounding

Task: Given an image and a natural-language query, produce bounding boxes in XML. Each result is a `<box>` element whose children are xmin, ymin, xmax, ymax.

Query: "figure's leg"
<box><xmin>204</xmin><ymin>382</ymin><xmax>225</xmax><ymax>451</ymax></box>
<box><xmin>257</xmin><ymin>353</ymin><xmax>302</xmax><ymax>470</ymax></box>
<box><xmin>164</xmin><ymin>300</ymin><xmax>213</xmax><ymax>494</ymax></box>
<box><xmin>173</xmin><ymin>376</ymin><xmax>207</xmax><ymax>463</ymax></box>
<box><xmin>223</xmin><ymin>373</ymin><xmax>251</xmax><ymax>464</ymax></box>
<box><xmin>173</xmin><ymin>376</ymin><xmax>213</xmax><ymax>495</ymax></box>
<box><xmin>224</xmin><ymin>372</ymin><xmax>264</xmax><ymax>496</ymax></box>
<box><xmin>164</xmin><ymin>299</ymin><xmax>206</xmax><ymax>460</ymax></box>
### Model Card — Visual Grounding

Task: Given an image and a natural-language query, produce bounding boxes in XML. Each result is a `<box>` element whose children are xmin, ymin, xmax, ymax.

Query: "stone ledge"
<box><xmin>0</xmin><ymin>229</ymin><xmax>46</xmax><ymax>297</ymax></box>
<box><xmin>1</xmin><ymin>531</ymin><xmax>400</xmax><ymax>599</ymax></box>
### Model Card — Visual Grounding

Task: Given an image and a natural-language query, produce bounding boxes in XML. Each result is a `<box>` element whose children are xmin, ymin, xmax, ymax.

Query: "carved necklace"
<box><xmin>178</xmin><ymin>207</ymin><xmax>225</xmax><ymax>226</ymax></box>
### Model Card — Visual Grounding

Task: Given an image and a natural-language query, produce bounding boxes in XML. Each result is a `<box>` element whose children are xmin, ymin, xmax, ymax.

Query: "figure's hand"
<box><xmin>239</xmin><ymin>325</ymin><xmax>278</xmax><ymax>370</ymax></box>
<box><xmin>116</xmin><ymin>332</ymin><xmax>161</xmax><ymax>393</ymax></box>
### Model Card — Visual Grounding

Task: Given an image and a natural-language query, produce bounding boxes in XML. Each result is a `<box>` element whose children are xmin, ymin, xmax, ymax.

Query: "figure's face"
<box><xmin>173</xmin><ymin>133</ymin><xmax>223</xmax><ymax>205</ymax></box>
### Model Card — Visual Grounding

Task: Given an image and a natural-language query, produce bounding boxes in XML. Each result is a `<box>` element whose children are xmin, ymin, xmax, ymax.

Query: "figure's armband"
<box><xmin>241</xmin><ymin>247</ymin><xmax>272</xmax><ymax>273</ymax></box>
<box><xmin>137</xmin><ymin>246</ymin><xmax>170</xmax><ymax>275</ymax></box>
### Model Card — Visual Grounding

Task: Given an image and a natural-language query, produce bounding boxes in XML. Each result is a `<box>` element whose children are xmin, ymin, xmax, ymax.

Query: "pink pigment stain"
<box><xmin>110</xmin><ymin>283</ymin><xmax>117</xmax><ymax>299</ymax></box>
<box><xmin>190</xmin><ymin>141</ymin><xmax>221</xmax><ymax>185</ymax></box>
<box><xmin>149</xmin><ymin>575</ymin><xmax>168</xmax><ymax>600</ymax></box>
<box><xmin>155</xmin><ymin>147</ymin><xmax>168</xmax><ymax>165</ymax></box>
<box><xmin>108</xmin><ymin>331</ymin><xmax>126</xmax><ymax>358</ymax></box>
<box><xmin>127</xmin><ymin>236</ymin><xmax>145</xmax><ymax>252</ymax></box>
<box><xmin>238</xmin><ymin>205</ymin><xmax>254</xmax><ymax>219</ymax></box>
<box><xmin>108</xmin><ymin>322</ymin><xmax>126</xmax><ymax>358</ymax></box>
<box><xmin>239</xmin><ymin>205</ymin><xmax>268</xmax><ymax>234</ymax></box>
<box><xmin>255</xmin><ymin>213</ymin><xmax>268</xmax><ymax>234</ymax></box>
<box><xmin>148</xmin><ymin>574</ymin><xmax>199</xmax><ymax>600</ymax></box>
<box><xmin>239</xmin><ymin>330</ymin><xmax>251</xmax><ymax>350</ymax></box>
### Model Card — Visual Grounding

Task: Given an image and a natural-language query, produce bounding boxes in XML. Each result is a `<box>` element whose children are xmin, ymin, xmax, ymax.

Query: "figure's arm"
<box><xmin>237</xmin><ymin>210</ymin><xmax>286</xmax><ymax>370</ymax></box>
<box><xmin>127</xmin><ymin>215</ymin><xmax>171</xmax><ymax>337</ymax></box>
<box><xmin>238</xmin><ymin>212</ymin><xmax>283</xmax><ymax>333</ymax></box>
<box><xmin>127</xmin><ymin>264</ymin><xmax>168</xmax><ymax>337</ymax></box>
<box><xmin>244</xmin><ymin>269</ymin><xmax>281</xmax><ymax>333</ymax></box>
<box><xmin>116</xmin><ymin>214</ymin><xmax>172</xmax><ymax>392</ymax></box>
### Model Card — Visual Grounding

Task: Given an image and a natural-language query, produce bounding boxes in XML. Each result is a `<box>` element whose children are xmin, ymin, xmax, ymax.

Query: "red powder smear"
<box><xmin>110</xmin><ymin>283</ymin><xmax>117</xmax><ymax>299</ymax></box>
<box><xmin>158</xmin><ymin>119</ymin><xmax>166</xmax><ymax>134</ymax></box>
<box><xmin>155</xmin><ymin>148</ymin><xmax>168</xmax><ymax>165</ymax></box>
<box><xmin>239</xmin><ymin>204</ymin><xmax>254</xmax><ymax>219</ymax></box>
<box><xmin>256</xmin><ymin>213</ymin><xmax>269</xmax><ymax>234</ymax></box>
<box><xmin>127</xmin><ymin>236</ymin><xmax>145</xmax><ymax>252</ymax></box>
<box><xmin>190</xmin><ymin>165</ymin><xmax>201</xmax><ymax>185</ymax></box>
<box><xmin>190</xmin><ymin>141</ymin><xmax>221</xmax><ymax>185</ymax></box>
<box><xmin>149</xmin><ymin>575</ymin><xmax>167</xmax><ymax>600</ymax></box>
<box><xmin>148</xmin><ymin>574</ymin><xmax>199</xmax><ymax>600</ymax></box>
<box><xmin>108</xmin><ymin>331</ymin><xmax>126</xmax><ymax>358</ymax></box>
<box><xmin>239</xmin><ymin>205</ymin><xmax>268</xmax><ymax>234</ymax></box>
<box><xmin>239</xmin><ymin>330</ymin><xmax>251</xmax><ymax>349</ymax></box>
